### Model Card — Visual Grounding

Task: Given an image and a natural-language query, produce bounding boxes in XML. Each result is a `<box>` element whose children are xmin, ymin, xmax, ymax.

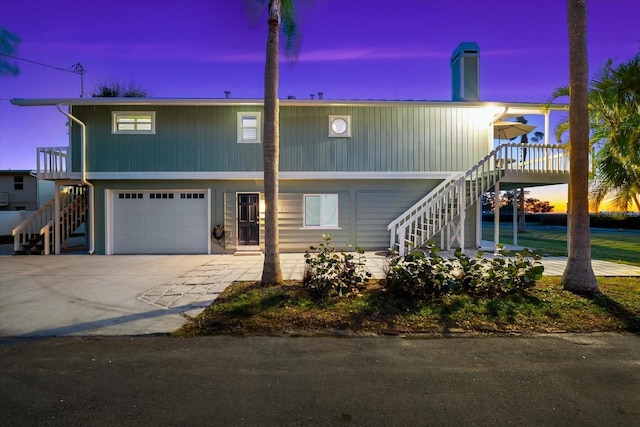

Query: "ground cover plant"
<box><xmin>176</xmin><ymin>277</ymin><xmax>640</xmax><ymax>337</ymax></box>
<box><xmin>384</xmin><ymin>244</ymin><xmax>544</xmax><ymax>302</ymax></box>
<box><xmin>177</xmin><ymin>237</ymin><xmax>639</xmax><ymax>337</ymax></box>
<box><xmin>302</xmin><ymin>234</ymin><xmax>371</xmax><ymax>298</ymax></box>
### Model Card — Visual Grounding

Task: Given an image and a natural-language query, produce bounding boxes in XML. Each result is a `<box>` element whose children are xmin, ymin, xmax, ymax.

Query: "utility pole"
<box><xmin>70</xmin><ymin>63</ymin><xmax>86</xmax><ymax>97</ymax></box>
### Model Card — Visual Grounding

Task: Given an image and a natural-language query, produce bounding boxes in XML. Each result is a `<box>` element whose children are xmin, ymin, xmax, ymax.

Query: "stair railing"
<box><xmin>13</xmin><ymin>199</ymin><xmax>56</xmax><ymax>254</ymax></box>
<box><xmin>41</xmin><ymin>189</ymin><xmax>88</xmax><ymax>255</ymax></box>
<box><xmin>388</xmin><ymin>143</ymin><xmax>569</xmax><ymax>255</ymax></box>
<box><xmin>13</xmin><ymin>186</ymin><xmax>87</xmax><ymax>254</ymax></box>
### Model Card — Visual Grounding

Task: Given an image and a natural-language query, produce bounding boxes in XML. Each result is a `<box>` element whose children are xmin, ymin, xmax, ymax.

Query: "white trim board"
<box><xmin>79</xmin><ymin>171</ymin><xmax>463</xmax><ymax>181</ymax></box>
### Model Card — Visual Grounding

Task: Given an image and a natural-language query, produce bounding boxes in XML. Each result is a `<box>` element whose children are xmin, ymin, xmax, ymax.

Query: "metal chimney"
<box><xmin>450</xmin><ymin>42</ymin><xmax>479</xmax><ymax>101</ymax></box>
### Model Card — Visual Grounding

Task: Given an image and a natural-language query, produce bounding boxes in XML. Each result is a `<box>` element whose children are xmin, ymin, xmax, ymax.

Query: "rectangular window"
<box><xmin>14</xmin><ymin>176</ymin><xmax>24</xmax><ymax>190</ymax></box>
<box><xmin>113</xmin><ymin>111</ymin><xmax>156</xmax><ymax>134</ymax></box>
<box><xmin>304</xmin><ymin>194</ymin><xmax>338</xmax><ymax>228</ymax></box>
<box><xmin>237</xmin><ymin>112</ymin><xmax>261</xmax><ymax>143</ymax></box>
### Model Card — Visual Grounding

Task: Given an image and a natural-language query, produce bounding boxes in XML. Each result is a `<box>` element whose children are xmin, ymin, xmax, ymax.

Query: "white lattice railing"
<box><xmin>388</xmin><ymin>143</ymin><xmax>569</xmax><ymax>255</ymax></box>
<box><xmin>37</xmin><ymin>146</ymin><xmax>70</xmax><ymax>180</ymax></box>
<box><xmin>13</xmin><ymin>186</ymin><xmax>87</xmax><ymax>254</ymax></box>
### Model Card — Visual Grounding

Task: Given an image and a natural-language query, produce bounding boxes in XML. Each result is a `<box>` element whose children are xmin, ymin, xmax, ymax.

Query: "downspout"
<box><xmin>491</xmin><ymin>106</ymin><xmax>510</xmax><ymax>123</ymax></box>
<box><xmin>57</xmin><ymin>104</ymin><xmax>95</xmax><ymax>254</ymax></box>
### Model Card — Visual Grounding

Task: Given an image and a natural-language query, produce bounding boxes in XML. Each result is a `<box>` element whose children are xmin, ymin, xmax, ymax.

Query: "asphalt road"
<box><xmin>1</xmin><ymin>333</ymin><xmax>639</xmax><ymax>426</ymax></box>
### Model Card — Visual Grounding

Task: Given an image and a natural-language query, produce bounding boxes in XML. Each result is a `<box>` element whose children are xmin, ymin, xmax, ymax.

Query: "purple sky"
<box><xmin>1</xmin><ymin>0</ymin><xmax>638</xmax><ymax>209</ymax></box>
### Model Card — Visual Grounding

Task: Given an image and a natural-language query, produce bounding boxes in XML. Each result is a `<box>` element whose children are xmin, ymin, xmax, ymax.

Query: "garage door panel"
<box><xmin>147</xmin><ymin>216</ymin><xmax>177</xmax><ymax>227</ymax></box>
<box><xmin>113</xmin><ymin>191</ymin><xmax>208</xmax><ymax>254</ymax></box>
<box><xmin>114</xmin><ymin>228</ymin><xmax>147</xmax><ymax>239</ymax></box>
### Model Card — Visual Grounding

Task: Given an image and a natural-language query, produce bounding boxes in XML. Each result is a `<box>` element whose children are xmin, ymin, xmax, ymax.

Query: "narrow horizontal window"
<box><xmin>304</xmin><ymin>194</ymin><xmax>338</xmax><ymax>228</ymax></box>
<box><xmin>237</xmin><ymin>112</ymin><xmax>262</xmax><ymax>143</ymax></box>
<box><xmin>113</xmin><ymin>111</ymin><xmax>156</xmax><ymax>134</ymax></box>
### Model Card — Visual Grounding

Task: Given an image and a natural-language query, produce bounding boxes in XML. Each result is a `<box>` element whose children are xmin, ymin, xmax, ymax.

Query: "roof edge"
<box><xmin>10</xmin><ymin>98</ymin><xmax>569</xmax><ymax>110</ymax></box>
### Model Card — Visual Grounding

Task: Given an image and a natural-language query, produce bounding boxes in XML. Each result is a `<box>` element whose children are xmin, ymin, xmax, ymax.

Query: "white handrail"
<box><xmin>13</xmin><ymin>186</ymin><xmax>87</xmax><ymax>254</ymax></box>
<box><xmin>388</xmin><ymin>143</ymin><xmax>569</xmax><ymax>255</ymax></box>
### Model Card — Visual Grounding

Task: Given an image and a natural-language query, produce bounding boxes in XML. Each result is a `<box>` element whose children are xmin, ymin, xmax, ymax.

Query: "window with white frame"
<box><xmin>237</xmin><ymin>112</ymin><xmax>262</xmax><ymax>143</ymax></box>
<box><xmin>304</xmin><ymin>194</ymin><xmax>338</xmax><ymax>228</ymax></box>
<box><xmin>112</xmin><ymin>111</ymin><xmax>156</xmax><ymax>134</ymax></box>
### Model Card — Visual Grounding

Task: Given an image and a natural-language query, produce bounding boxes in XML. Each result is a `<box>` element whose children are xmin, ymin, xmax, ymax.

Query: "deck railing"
<box><xmin>37</xmin><ymin>146</ymin><xmax>70</xmax><ymax>180</ymax></box>
<box><xmin>388</xmin><ymin>143</ymin><xmax>569</xmax><ymax>255</ymax></box>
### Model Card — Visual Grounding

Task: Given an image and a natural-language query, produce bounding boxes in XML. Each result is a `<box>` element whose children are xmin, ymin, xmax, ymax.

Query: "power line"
<box><xmin>0</xmin><ymin>53</ymin><xmax>85</xmax><ymax>75</ymax></box>
<box><xmin>1</xmin><ymin>53</ymin><xmax>86</xmax><ymax>97</ymax></box>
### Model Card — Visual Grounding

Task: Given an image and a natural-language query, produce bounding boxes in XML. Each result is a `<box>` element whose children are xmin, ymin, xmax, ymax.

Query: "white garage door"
<box><xmin>113</xmin><ymin>191</ymin><xmax>208</xmax><ymax>254</ymax></box>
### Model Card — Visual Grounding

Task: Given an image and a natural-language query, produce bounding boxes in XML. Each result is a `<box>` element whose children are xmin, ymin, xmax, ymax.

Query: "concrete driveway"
<box><xmin>1</xmin><ymin>250</ymin><xmax>637</xmax><ymax>340</ymax></box>
<box><xmin>0</xmin><ymin>255</ymin><xmax>220</xmax><ymax>338</ymax></box>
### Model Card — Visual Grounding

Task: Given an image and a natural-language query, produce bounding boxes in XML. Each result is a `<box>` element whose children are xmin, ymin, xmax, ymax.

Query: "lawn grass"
<box><xmin>176</xmin><ymin>277</ymin><xmax>640</xmax><ymax>337</ymax></box>
<box><xmin>482</xmin><ymin>223</ymin><xmax>640</xmax><ymax>266</ymax></box>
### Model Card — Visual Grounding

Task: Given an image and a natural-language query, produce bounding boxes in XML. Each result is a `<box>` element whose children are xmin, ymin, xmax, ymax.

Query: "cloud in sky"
<box><xmin>26</xmin><ymin>39</ymin><xmax>454</xmax><ymax>64</ymax></box>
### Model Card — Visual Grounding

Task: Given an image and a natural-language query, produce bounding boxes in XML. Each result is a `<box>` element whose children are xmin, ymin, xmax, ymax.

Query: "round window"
<box><xmin>331</xmin><ymin>118</ymin><xmax>348</xmax><ymax>135</ymax></box>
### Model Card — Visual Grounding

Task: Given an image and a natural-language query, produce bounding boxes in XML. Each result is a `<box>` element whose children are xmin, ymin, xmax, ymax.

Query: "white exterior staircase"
<box><xmin>388</xmin><ymin>143</ymin><xmax>570</xmax><ymax>256</ymax></box>
<box><xmin>13</xmin><ymin>186</ymin><xmax>88</xmax><ymax>255</ymax></box>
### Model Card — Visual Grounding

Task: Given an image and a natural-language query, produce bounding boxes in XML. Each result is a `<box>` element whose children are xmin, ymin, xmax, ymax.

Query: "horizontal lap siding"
<box><xmin>278</xmin><ymin>192</ymin><xmax>351</xmax><ymax>252</ymax></box>
<box><xmin>355</xmin><ymin>190</ymin><xmax>429</xmax><ymax>249</ymax></box>
<box><xmin>89</xmin><ymin>179</ymin><xmax>473</xmax><ymax>254</ymax></box>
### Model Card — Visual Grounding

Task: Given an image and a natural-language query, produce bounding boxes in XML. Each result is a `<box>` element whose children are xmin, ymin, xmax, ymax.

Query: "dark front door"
<box><xmin>238</xmin><ymin>193</ymin><xmax>259</xmax><ymax>246</ymax></box>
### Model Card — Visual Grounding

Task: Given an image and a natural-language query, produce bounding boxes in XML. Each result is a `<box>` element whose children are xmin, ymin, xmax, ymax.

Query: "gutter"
<box><xmin>56</xmin><ymin>104</ymin><xmax>95</xmax><ymax>255</ymax></box>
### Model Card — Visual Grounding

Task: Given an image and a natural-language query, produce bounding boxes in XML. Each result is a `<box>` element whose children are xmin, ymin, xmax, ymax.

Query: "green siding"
<box><xmin>89</xmin><ymin>179</ymin><xmax>454</xmax><ymax>254</ymax></box>
<box><xmin>70</xmin><ymin>104</ymin><xmax>490</xmax><ymax>174</ymax></box>
<box><xmin>355</xmin><ymin>190</ymin><xmax>430</xmax><ymax>249</ymax></box>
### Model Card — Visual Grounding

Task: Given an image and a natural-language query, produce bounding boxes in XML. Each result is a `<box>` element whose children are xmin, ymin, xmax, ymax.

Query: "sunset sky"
<box><xmin>1</xmin><ymin>0</ymin><xmax>639</xmax><ymax>212</ymax></box>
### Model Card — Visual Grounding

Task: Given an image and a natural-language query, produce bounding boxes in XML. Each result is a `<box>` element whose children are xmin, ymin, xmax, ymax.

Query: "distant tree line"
<box><xmin>481</xmin><ymin>191</ymin><xmax>554</xmax><ymax>214</ymax></box>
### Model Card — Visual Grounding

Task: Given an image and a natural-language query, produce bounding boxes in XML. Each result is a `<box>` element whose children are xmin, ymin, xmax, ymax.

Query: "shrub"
<box><xmin>384</xmin><ymin>246</ymin><xmax>453</xmax><ymax>301</ymax></box>
<box><xmin>303</xmin><ymin>234</ymin><xmax>371</xmax><ymax>298</ymax></box>
<box><xmin>385</xmin><ymin>242</ymin><xmax>544</xmax><ymax>303</ymax></box>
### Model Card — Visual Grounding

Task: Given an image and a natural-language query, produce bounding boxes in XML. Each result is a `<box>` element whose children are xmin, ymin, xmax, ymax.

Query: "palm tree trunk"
<box><xmin>562</xmin><ymin>0</ymin><xmax>597</xmax><ymax>292</ymax></box>
<box><xmin>261</xmin><ymin>0</ymin><xmax>283</xmax><ymax>285</ymax></box>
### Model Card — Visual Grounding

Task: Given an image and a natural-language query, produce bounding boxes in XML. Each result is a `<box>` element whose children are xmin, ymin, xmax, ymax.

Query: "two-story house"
<box><xmin>10</xmin><ymin>43</ymin><xmax>570</xmax><ymax>255</ymax></box>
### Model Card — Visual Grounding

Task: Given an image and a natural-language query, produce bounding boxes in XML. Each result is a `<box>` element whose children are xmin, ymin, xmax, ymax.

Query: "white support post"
<box><xmin>544</xmin><ymin>111</ymin><xmax>551</xmax><ymax>171</ymax></box>
<box><xmin>494</xmin><ymin>181</ymin><xmax>500</xmax><ymax>253</ymax></box>
<box><xmin>476</xmin><ymin>196</ymin><xmax>482</xmax><ymax>249</ymax></box>
<box><xmin>399</xmin><ymin>225</ymin><xmax>407</xmax><ymax>257</ymax></box>
<box><xmin>460</xmin><ymin>182</ymin><xmax>466</xmax><ymax>250</ymax></box>
<box><xmin>390</xmin><ymin>227</ymin><xmax>396</xmax><ymax>253</ymax></box>
<box><xmin>54</xmin><ymin>183</ymin><xmax>60</xmax><ymax>255</ymax></box>
<box><xmin>513</xmin><ymin>189</ymin><xmax>518</xmax><ymax>246</ymax></box>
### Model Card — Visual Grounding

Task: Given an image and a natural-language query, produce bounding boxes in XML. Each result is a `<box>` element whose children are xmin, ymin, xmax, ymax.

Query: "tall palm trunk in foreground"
<box><xmin>261</xmin><ymin>0</ymin><xmax>284</xmax><ymax>284</ymax></box>
<box><xmin>562</xmin><ymin>0</ymin><xmax>597</xmax><ymax>292</ymax></box>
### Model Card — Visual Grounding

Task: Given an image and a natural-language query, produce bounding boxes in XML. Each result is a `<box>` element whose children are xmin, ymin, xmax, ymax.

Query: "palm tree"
<box><xmin>551</xmin><ymin>55</ymin><xmax>640</xmax><ymax>213</ymax></box>
<box><xmin>0</xmin><ymin>27</ymin><xmax>21</xmax><ymax>76</ymax></box>
<box><xmin>562</xmin><ymin>0</ymin><xmax>597</xmax><ymax>293</ymax></box>
<box><xmin>588</xmin><ymin>55</ymin><xmax>640</xmax><ymax>212</ymax></box>
<box><xmin>261</xmin><ymin>0</ymin><xmax>299</xmax><ymax>285</ymax></box>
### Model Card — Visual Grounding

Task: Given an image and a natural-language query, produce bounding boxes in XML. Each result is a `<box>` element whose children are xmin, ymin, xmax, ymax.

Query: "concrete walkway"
<box><xmin>1</xmin><ymin>252</ymin><xmax>638</xmax><ymax>339</ymax></box>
